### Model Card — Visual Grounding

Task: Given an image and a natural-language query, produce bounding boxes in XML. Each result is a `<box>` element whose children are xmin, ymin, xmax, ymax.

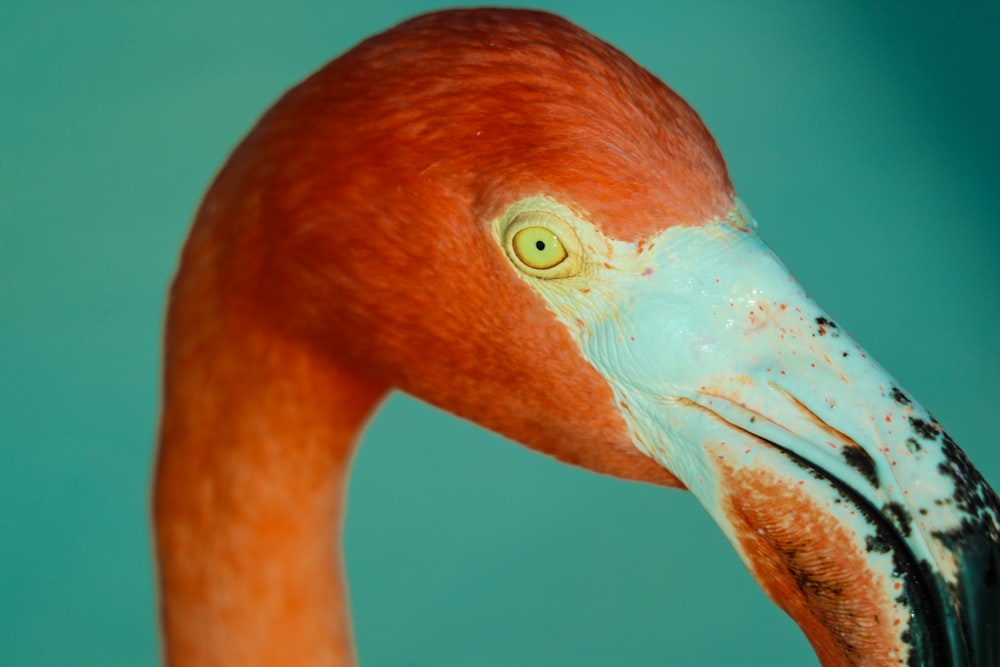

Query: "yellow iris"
<box><xmin>511</xmin><ymin>226</ymin><xmax>568</xmax><ymax>270</ymax></box>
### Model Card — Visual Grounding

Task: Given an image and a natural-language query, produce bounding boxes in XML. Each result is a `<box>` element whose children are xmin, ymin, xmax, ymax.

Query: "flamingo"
<box><xmin>155</xmin><ymin>8</ymin><xmax>1000</xmax><ymax>667</ymax></box>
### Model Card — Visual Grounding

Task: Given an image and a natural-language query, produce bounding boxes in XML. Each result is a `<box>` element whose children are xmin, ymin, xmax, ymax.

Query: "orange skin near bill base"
<box><xmin>718</xmin><ymin>459</ymin><xmax>904</xmax><ymax>666</ymax></box>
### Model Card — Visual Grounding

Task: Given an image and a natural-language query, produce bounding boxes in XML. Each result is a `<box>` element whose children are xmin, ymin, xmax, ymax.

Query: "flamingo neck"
<box><xmin>155</xmin><ymin>306</ymin><xmax>384</xmax><ymax>666</ymax></box>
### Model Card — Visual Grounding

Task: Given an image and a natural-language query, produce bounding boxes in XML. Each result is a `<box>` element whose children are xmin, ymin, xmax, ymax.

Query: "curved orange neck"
<box><xmin>155</xmin><ymin>304</ymin><xmax>384</xmax><ymax>666</ymax></box>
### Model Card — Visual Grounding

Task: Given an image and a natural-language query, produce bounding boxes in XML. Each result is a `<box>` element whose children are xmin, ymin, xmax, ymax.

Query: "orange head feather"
<box><xmin>176</xmin><ymin>9</ymin><xmax>735</xmax><ymax>487</ymax></box>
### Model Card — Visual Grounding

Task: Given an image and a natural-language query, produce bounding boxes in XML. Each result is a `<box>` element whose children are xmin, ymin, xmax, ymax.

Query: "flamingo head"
<box><xmin>179</xmin><ymin>9</ymin><xmax>999</xmax><ymax>665</ymax></box>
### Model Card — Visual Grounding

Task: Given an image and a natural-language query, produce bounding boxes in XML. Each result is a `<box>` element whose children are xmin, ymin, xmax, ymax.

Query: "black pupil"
<box><xmin>535</xmin><ymin>240</ymin><xmax>546</xmax><ymax>251</ymax></box>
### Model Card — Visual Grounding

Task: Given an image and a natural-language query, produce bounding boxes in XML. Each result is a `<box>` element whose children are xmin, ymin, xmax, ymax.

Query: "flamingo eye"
<box><xmin>512</xmin><ymin>227</ymin><xmax>567</xmax><ymax>269</ymax></box>
<box><xmin>501</xmin><ymin>209</ymin><xmax>583</xmax><ymax>279</ymax></box>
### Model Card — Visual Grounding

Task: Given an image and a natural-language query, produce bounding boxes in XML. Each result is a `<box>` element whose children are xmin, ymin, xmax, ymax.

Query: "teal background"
<box><xmin>2</xmin><ymin>1</ymin><xmax>997</xmax><ymax>665</ymax></box>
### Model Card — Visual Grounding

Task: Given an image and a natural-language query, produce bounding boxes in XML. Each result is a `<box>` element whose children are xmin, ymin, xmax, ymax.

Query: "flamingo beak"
<box><xmin>566</xmin><ymin>202</ymin><xmax>1000</xmax><ymax>665</ymax></box>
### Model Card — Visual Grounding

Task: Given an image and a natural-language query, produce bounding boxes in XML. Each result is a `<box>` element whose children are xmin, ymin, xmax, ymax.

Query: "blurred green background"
<box><xmin>2</xmin><ymin>1</ymin><xmax>997</xmax><ymax>665</ymax></box>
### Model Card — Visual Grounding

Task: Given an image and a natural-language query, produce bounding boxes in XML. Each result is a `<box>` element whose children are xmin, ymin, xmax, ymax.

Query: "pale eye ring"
<box><xmin>502</xmin><ymin>210</ymin><xmax>583</xmax><ymax>279</ymax></box>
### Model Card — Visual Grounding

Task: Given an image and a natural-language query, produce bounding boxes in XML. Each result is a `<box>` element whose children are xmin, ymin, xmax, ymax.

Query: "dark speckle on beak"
<box><xmin>815</xmin><ymin>316</ymin><xmax>840</xmax><ymax>337</ymax></box>
<box><xmin>909</xmin><ymin>417</ymin><xmax>939</xmax><ymax>441</ymax></box>
<box><xmin>937</xmin><ymin>432</ymin><xmax>1000</xmax><ymax>539</ymax></box>
<box><xmin>882</xmin><ymin>501</ymin><xmax>913</xmax><ymax>538</ymax></box>
<box><xmin>891</xmin><ymin>386</ymin><xmax>912</xmax><ymax>406</ymax></box>
<box><xmin>865</xmin><ymin>532</ymin><xmax>891</xmax><ymax>554</ymax></box>
<box><xmin>843</xmin><ymin>443</ymin><xmax>879</xmax><ymax>489</ymax></box>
